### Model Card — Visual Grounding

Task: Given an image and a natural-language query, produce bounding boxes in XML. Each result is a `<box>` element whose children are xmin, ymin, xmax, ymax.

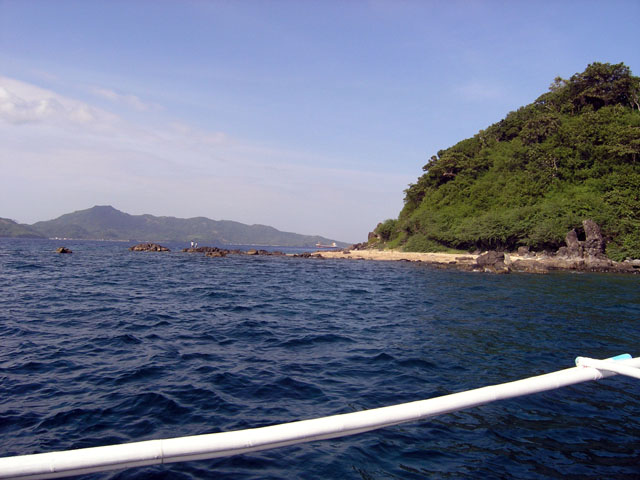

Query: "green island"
<box><xmin>371</xmin><ymin>62</ymin><xmax>640</xmax><ymax>262</ymax></box>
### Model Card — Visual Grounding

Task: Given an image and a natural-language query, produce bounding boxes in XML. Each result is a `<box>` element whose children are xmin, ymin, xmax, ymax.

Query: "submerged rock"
<box><xmin>129</xmin><ymin>243</ymin><xmax>170</xmax><ymax>252</ymax></box>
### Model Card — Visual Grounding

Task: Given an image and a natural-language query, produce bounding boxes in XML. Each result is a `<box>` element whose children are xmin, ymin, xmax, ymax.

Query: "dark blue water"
<box><xmin>1</xmin><ymin>238</ymin><xmax>639</xmax><ymax>479</ymax></box>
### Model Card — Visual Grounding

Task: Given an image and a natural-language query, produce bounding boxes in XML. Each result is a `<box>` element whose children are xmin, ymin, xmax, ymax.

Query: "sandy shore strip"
<box><xmin>313</xmin><ymin>249</ymin><xmax>479</xmax><ymax>266</ymax></box>
<box><xmin>311</xmin><ymin>249</ymin><xmax>640</xmax><ymax>274</ymax></box>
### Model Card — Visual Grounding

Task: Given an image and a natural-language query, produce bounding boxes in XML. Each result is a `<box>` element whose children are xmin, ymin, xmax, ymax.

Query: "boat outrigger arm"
<box><xmin>1</xmin><ymin>354</ymin><xmax>638</xmax><ymax>480</ymax></box>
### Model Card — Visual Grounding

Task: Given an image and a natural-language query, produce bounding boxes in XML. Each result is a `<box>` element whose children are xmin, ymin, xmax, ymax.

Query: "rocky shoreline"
<box><xmin>124</xmin><ymin>221</ymin><xmax>640</xmax><ymax>275</ymax></box>
<box><xmin>313</xmin><ymin>248</ymin><xmax>640</xmax><ymax>274</ymax></box>
<box><xmin>314</xmin><ymin>220</ymin><xmax>640</xmax><ymax>275</ymax></box>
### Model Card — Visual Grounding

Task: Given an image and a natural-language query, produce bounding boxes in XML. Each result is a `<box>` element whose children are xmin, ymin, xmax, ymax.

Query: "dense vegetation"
<box><xmin>375</xmin><ymin>63</ymin><xmax>640</xmax><ymax>260</ymax></box>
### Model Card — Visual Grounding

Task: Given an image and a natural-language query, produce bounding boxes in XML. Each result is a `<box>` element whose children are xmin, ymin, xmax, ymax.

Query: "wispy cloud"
<box><xmin>90</xmin><ymin>86</ymin><xmax>162</xmax><ymax>112</ymax></box>
<box><xmin>0</xmin><ymin>75</ymin><xmax>406</xmax><ymax>241</ymax></box>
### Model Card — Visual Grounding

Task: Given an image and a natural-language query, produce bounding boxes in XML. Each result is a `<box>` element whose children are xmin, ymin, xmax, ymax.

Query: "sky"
<box><xmin>1</xmin><ymin>1</ymin><xmax>639</xmax><ymax>243</ymax></box>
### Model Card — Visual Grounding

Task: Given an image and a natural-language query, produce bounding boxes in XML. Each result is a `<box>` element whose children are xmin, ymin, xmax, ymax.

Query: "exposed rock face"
<box><xmin>368</xmin><ymin>224</ymin><xmax>382</xmax><ymax>242</ymax></box>
<box><xmin>582</xmin><ymin>219</ymin><xmax>605</xmax><ymax>257</ymax></box>
<box><xmin>562</xmin><ymin>229</ymin><xmax>584</xmax><ymax>258</ymax></box>
<box><xmin>129</xmin><ymin>243</ymin><xmax>170</xmax><ymax>252</ymax></box>
<box><xmin>56</xmin><ymin>247</ymin><xmax>72</xmax><ymax>254</ymax></box>
<box><xmin>475</xmin><ymin>251</ymin><xmax>510</xmax><ymax>274</ymax></box>
<box><xmin>557</xmin><ymin>220</ymin><xmax>605</xmax><ymax>260</ymax></box>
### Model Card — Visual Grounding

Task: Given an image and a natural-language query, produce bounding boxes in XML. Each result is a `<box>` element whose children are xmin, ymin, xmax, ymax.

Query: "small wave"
<box><xmin>397</xmin><ymin>357</ymin><xmax>437</xmax><ymax>369</ymax></box>
<box><xmin>115</xmin><ymin>334</ymin><xmax>143</xmax><ymax>345</ymax></box>
<box><xmin>280</xmin><ymin>333</ymin><xmax>356</xmax><ymax>348</ymax></box>
<box><xmin>345</xmin><ymin>288</ymin><xmax>370</xmax><ymax>295</ymax></box>
<box><xmin>179</xmin><ymin>352</ymin><xmax>222</xmax><ymax>363</ymax></box>
<box><xmin>118</xmin><ymin>392</ymin><xmax>191</xmax><ymax>420</ymax></box>
<box><xmin>251</xmin><ymin>376</ymin><xmax>326</xmax><ymax>401</ymax></box>
<box><xmin>13</xmin><ymin>263</ymin><xmax>45</xmax><ymax>271</ymax></box>
<box><xmin>114</xmin><ymin>366</ymin><xmax>165</xmax><ymax>386</ymax></box>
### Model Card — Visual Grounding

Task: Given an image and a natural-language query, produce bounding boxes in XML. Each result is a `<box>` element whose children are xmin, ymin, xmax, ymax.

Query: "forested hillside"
<box><xmin>375</xmin><ymin>63</ymin><xmax>640</xmax><ymax>260</ymax></box>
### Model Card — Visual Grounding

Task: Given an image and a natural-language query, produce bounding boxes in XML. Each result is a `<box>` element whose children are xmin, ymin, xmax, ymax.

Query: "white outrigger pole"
<box><xmin>1</xmin><ymin>354</ymin><xmax>638</xmax><ymax>480</ymax></box>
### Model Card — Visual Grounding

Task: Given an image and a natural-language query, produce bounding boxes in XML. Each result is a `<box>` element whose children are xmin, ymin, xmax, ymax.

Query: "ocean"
<box><xmin>1</xmin><ymin>238</ymin><xmax>639</xmax><ymax>479</ymax></box>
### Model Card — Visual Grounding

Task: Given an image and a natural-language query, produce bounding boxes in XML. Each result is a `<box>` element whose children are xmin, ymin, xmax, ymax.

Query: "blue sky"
<box><xmin>1</xmin><ymin>0</ymin><xmax>639</xmax><ymax>242</ymax></box>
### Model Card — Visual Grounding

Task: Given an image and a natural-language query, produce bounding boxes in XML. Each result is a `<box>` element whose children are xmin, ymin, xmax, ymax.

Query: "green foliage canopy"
<box><xmin>378</xmin><ymin>63</ymin><xmax>640</xmax><ymax>260</ymax></box>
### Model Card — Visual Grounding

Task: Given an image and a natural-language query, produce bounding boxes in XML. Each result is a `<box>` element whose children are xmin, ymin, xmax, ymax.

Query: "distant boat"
<box><xmin>316</xmin><ymin>242</ymin><xmax>338</xmax><ymax>249</ymax></box>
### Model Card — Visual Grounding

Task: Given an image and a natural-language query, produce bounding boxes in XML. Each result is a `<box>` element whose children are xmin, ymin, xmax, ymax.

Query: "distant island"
<box><xmin>370</xmin><ymin>62</ymin><xmax>640</xmax><ymax>262</ymax></box>
<box><xmin>0</xmin><ymin>206</ymin><xmax>348</xmax><ymax>248</ymax></box>
<box><xmin>0</xmin><ymin>218</ymin><xmax>45</xmax><ymax>239</ymax></box>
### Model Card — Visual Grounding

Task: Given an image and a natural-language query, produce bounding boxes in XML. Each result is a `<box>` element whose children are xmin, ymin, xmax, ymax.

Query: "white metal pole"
<box><xmin>0</xmin><ymin>355</ymin><xmax>638</xmax><ymax>480</ymax></box>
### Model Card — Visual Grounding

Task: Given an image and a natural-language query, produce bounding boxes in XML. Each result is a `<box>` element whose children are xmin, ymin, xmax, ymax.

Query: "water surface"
<box><xmin>1</xmin><ymin>239</ymin><xmax>639</xmax><ymax>479</ymax></box>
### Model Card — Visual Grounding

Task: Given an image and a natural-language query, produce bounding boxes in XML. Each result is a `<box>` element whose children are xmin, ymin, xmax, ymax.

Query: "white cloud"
<box><xmin>0</xmin><ymin>75</ymin><xmax>117</xmax><ymax>126</ymax></box>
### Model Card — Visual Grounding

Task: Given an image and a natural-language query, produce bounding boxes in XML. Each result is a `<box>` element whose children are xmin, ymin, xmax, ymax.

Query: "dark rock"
<box><xmin>475</xmin><ymin>250</ymin><xmax>510</xmax><ymax>274</ymax></box>
<box><xmin>509</xmin><ymin>260</ymin><xmax>550</xmax><ymax>274</ymax></box>
<box><xmin>206</xmin><ymin>250</ymin><xmax>226</xmax><ymax>258</ymax></box>
<box><xmin>582</xmin><ymin>219</ymin><xmax>605</xmax><ymax>257</ymax></box>
<box><xmin>56</xmin><ymin>247</ymin><xmax>72</xmax><ymax>254</ymax></box>
<box><xmin>563</xmin><ymin>229</ymin><xmax>584</xmax><ymax>258</ymax></box>
<box><xmin>476</xmin><ymin>251</ymin><xmax>504</xmax><ymax>266</ymax></box>
<box><xmin>517</xmin><ymin>246</ymin><xmax>530</xmax><ymax>256</ymax></box>
<box><xmin>293</xmin><ymin>252</ymin><xmax>323</xmax><ymax>259</ymax></box>
<box><xmin>368</xmin><ymin>224</ymin><xmax>382</xmax><ymax>242</ymax></box>
<box><xmin>183</xmin><ymin>246</ymin><xmax>225</xmax><ymax>254</ymax></box>
<box><xmin>129</xmin><ymin>243</ymin><xmax>170</xmax><ymax>252</ymax></box>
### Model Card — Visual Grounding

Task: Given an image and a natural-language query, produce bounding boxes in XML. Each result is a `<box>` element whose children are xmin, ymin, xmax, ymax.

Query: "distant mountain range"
<box><xmin>0</xmin><ymin>206</ymin><xmax>348</xmax><ymax>247</ymax></box>
<box><xmin>0</xmin><ymin>218</ymin><xmax>44</xmax><ymax>239</ymax></box>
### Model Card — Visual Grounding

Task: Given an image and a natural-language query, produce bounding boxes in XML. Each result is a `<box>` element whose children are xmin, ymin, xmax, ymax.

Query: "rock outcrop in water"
<box><xmin>129</xmin><ymin>243</ymin><xmax>170</xmax><ymax>252</ymax></box>
<box><xmin>56</xmin><ymin>247</ymin><xmax>72</xmax><ymax>254</ymax></box>
<box><xmin>476</xmin><ymin>221</ymin><xmax>638</xmax><ymax>274</ymax></box>
<box><xmin>181</xmin><ymin>246</ymin><xmax>286</xmax><ymax>258</ymax></box>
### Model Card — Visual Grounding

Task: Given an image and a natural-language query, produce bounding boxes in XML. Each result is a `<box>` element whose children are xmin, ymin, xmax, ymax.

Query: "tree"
<box><xmin>569</xmin><ymin>62</ymin><xmax>637</xmax><ymax>111</ymax></box>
